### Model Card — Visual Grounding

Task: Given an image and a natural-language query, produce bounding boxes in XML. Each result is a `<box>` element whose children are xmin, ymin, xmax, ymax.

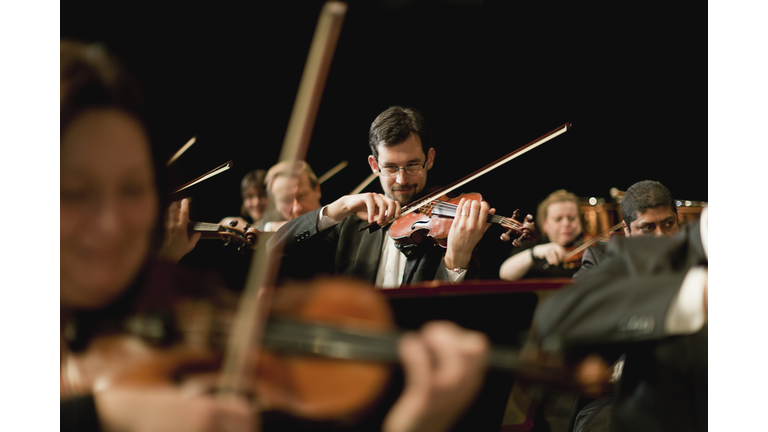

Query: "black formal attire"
<box><xmin>572</xmin><ymin>243</ymin><xmax>607</xmax><ymax>279</ymax></box>
<box><xmin>61</xmin><ymin>395</ymin><xmax>101</xmax><ymax>432</ymax></box>
<box><xmin>268</xmin><ymin>207</ymin><xmax>480</xmax><ymax>285</ymax></box>
<box><xmin>507</xmin><ymin>235</ymin><xmax>584</xmax><ymax>279</ymax></box>
<box><xmin>533</xmin><ymin>220</ymin><xmax>707</xmax><ymax>432</ymax></box>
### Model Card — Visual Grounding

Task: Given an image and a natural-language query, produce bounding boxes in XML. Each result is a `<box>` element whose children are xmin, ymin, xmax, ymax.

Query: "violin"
<box><xmin>389</xmin><ymin>192</ymin><xmax>538</xmax><ymax>249</ymax></box>
<box><xmin>70</xmin><ymin>5</ymin><xmax>576</xmax><ymax>427</ymax></box>
<box><xmin>188</xmin><ymin>220</ymin><xmax>260</xmax><ymax>251</ymax></box>
<box><xmin>543</xmin><ymin>222</ymin><xmax>623</xmax><ymax>269</ymax></box>
<box><xmin>61</xmin><ymin>274</ymin><xmax>578</xmax><ymax>421</ymax></box>
<box><xmin>361</xmin><ymin>123</ymin><xmax>571</xmax><ymax>248</ymax></box>
<box><xmin>557</xmin><ymin>237</ymin><xmax>593</xmax><ymax>270</ymax></box>
<box><xmin>60</xmin><ymin>270</ymin><xmax>395</xmax><ymax>420</ymax></box>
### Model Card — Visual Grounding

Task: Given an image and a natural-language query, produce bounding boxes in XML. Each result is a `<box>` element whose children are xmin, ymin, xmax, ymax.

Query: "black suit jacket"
<box><xmin>534</xmin><ymin>220</ymin><xmax>707</xmax><ymax>432</ymax></box>
<box><xmin>572</xmin><ymin>243</ymin><xmax>607</xmax><ymax>279</ymax></box>
<box><xmin>267</xmin><ymin>208</ymin><xmax>480</xmax><ymax>286</ymax></box>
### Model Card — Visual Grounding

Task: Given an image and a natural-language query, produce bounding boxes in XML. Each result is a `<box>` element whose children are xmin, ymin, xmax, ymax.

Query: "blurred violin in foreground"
<box><xmin>61</xmin><ymin>273</ymin><xmax>587</xmax><ymax>422</ymax></box>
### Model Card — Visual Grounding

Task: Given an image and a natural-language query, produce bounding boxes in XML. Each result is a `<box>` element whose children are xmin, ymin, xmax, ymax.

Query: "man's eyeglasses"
<box><xmin>375</xmin><ymin>159</ymin><xmax>426</xmax><ymax>177</ymax></box>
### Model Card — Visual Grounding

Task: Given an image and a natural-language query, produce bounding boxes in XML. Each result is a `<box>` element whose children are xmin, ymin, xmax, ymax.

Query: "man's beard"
<box><xmin>388</xmin><ymin>183</ymin><xmax>421</xmax><ymax>206</ymax></box>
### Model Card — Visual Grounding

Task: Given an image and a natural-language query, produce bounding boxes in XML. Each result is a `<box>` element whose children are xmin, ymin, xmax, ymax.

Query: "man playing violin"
<box><xmin>258</xmin><ymin>159</ymin><xmax>323</xmax><ymax>232</ymax></box>
<box><xmin>268</xmin><ymin>106</ymin><xmax>494</xmax><ymax>287</ymax></box>
<box><xmin>564</xmin><ymin>180</ymin><xmax>682</xmax><ymax>431</ymax></box>
<box><xmin>60</xmin><ymin>42</ymin><xmax>493</xmax><ymax>432</ymax></box>
<box><xmin>574</xmin><ymin>180</ymin><xmax>680</xmax><ymax>278</ymax></box>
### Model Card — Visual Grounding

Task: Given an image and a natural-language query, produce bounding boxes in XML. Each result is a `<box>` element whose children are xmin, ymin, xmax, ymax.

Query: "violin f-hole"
<box><xmin>410</xmin><ymin>219</ymin><xmax>431</xmax><ymax>231</ymax></box>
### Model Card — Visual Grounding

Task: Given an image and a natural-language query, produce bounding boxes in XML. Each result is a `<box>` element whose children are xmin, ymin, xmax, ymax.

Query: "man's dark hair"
<box><xmin>621</xmin><ymin>180</ymin><xmax>677</xmax><ymax>226</ymax></box>
<box><xmin>368</xmin><ymin>106</ymin><xmax>432</xmax><ymax>159</ymax></box>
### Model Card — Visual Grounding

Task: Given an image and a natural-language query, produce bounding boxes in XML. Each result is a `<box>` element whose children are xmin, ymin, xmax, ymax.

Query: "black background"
<box><xmin>61</xmin><ymin>0</ymin><xmax>706</xmax><ymax>279</ymax></box>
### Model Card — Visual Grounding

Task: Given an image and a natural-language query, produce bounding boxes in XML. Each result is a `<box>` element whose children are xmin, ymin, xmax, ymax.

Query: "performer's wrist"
<box><xmin>444</xmin><ymin>251</ymin><xmax>469</xmax><ymax>270</ymax></box>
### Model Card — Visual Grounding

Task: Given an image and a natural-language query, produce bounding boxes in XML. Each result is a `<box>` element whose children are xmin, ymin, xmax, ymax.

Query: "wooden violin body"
<box><xmin>389</xmin><ymin>193</ymin><xmax>538</xmax><ymax>250</ymax></box>
<box><xmin>560</xmin><ymin>238</ymin><xmax>592</xmax><ymax>270</ymax></box>
<box><xmin>61</xmin><ymin>274</ymin><xmax>579</xmax><ymax>421</ymax></box>
<box><xmin>542</xmin><ymin>222</ymin><xmax>623</xmax><ymax>270</ymax></box>
<box><xmin>60</xmin><ymin>273</ymin><xmax>397</xmax><ymax>422</ymax></box>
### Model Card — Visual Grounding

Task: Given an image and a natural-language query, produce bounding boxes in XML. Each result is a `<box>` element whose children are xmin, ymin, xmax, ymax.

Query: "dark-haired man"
<box><xmin>575</xmin><ymin>180</ymin><xmax>680</xmax><ymax>276</ymax></box>
<box><xmin>534</xmin><ymin>207</ymin><xmax>708</xmax><ymax>432</ymax></box>
<box><xmin>268</xmin><ymin>106</ymin><xmax>494</xmax><ymax>287</ymax></box>
<box><xmin>568</xmin><ymin>180</ymin><xmax>684</xmax><ymax>431</ymax></box>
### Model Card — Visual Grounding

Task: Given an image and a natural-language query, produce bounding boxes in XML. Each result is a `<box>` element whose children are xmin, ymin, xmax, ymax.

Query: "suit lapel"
<box><xmin>354</xmin><ymin>225</ymin><xmax>386</xmax><ymax>284</ymax></box>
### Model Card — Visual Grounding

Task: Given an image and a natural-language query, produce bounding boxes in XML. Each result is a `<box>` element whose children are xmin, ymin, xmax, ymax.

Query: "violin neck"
<box><xmin>430</xmin><ymin>201</ymin><xmax>508</xmax><ymax>226</ymax></box>
<box><xmin>188</xmin><ymin>222</ymin><xmax>225</xmax><ymax>239</ymax></box>
<box><xmin>263</xmin><ymin>317</ymin><xmax>568</xmax><ymax>380</ymax></box>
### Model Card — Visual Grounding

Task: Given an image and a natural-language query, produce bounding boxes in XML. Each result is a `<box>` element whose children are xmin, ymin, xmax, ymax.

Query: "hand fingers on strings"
<box><xmin>476</xmin><ymin>200</ymin><xmax>491</xmax><ymax>226</ymax></box>
<box><xmin>455</xmin><ymin>198</ymin><xmax>468</xmax><ymax>223</ymax></box>
<box><xmin>180</xmin><ymin>198</ymin><xmax>192</xmax><ymax>223</ymax></box>
<box><xmin>421</xmin><ymin>321</ymin><xmax>488</xmax><ymax>389</ymax></box>
<box><xmin>384</xmin><ymin>332</ymin><xmax>433</xmax><ymax>432</ymax></box>
<box><xmin>480</xmin><ymin>201</ymin><xmax>492</xmax><ymax>222</ymax></box>
<box><xmin>465</xmin><ymin>200</ymin><xmax>480</xmax><ymax>230</ymax></box>
<box><xmin>398</xmin><ymin>331</ymin><xmax>432</xmax><ymax>395</ymax></box>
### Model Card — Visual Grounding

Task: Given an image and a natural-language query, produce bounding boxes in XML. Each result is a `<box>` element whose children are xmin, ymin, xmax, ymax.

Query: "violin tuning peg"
<box><xmin>511</xmin><ymin>209</ymin><xmax>520</xmax><ymax>220</ymax></box>
<box><xmin>229</xmin><ymin>219</ymin><xmax>238</xmax><ymax>227</ymax></box>
<box><xmin>223</xmin><ymin>238</ymin><xmax>232</xmax><ymax>247</ymax></box>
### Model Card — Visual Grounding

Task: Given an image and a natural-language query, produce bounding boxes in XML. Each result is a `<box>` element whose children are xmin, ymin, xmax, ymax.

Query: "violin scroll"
<box><xmin>189</xmin><ymin>221</ymin><xmax>261</xmax><ymax>252</ymax></box>
<box><xmin>500</xmin><ymin>209</ymin><xmax>538</xmax><ymax>247</ymax></box>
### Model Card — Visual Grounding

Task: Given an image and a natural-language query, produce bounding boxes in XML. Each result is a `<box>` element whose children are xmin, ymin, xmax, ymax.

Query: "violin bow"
<box><xmin>349</xmin><ymin>172</ymin><xmax>377</xmax><ymax>195</ymax></box>
<box><xmin>317</xmin><ymin>160</ymin><xmax>348</xmax><ymax>184</ymax></box>
<box><xmin>172</xmin><ymin>160</ymin><xmax>233</xmax><ymax>194</ymax></box>
<box><xmin>166</xmin><ymin>135</ymin><xmax>197</xmax><ymax>166</ymax></box>
<box><xmin>562</xmin><ymin>222</ymin><xmax>623</xmax><ymax>261</ymax></box>
<box><xmin>217</xmin><ymin>1</ymin><xmax>348</xmax><ymax>400</ymax></box>
<box><xmin>362</xmin><ymin>122</ymin><xmax>572</xmax><ymax>232</ymax></box>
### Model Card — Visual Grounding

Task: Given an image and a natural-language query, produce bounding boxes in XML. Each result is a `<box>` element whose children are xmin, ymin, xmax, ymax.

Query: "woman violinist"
<box><xmin>60</xmin><ymin>40</ymin><xmax>255</xmax><ymax>432</ymax></box>
<box><xmin>60</xmin><ymin>40</ymin><xmax>488</xmax><ymax>432</ymax></box>
<box><xmin>499</xmin><ymin>189</ymin><xmax>584</xmax><ymax>280</ymax></box>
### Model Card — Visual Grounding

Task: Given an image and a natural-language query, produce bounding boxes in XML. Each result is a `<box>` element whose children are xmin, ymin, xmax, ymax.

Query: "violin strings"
<box><xmin>431</xmin><ymin>201</ymin><xmax>518</xmax><ymax>226</ymax></box>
